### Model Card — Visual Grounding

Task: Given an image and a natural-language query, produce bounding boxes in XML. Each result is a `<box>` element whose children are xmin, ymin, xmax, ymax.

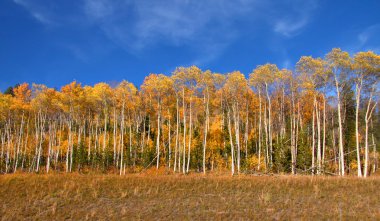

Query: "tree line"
<box><xmin>0</xmin><ymin>48</ymin><xmax>379</xmax><ymax>177</ymax></box>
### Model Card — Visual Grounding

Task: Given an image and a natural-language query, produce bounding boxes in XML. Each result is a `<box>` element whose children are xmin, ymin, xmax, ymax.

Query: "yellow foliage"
<box><xmin>350</xmin><ymin>160</ymin><xmax>358</xmax><ymax>171</ymax></box>
<box><xmin>246</xmin><ymin>155</ymin><xmax>266</xmax><ymax>172</ymax></box>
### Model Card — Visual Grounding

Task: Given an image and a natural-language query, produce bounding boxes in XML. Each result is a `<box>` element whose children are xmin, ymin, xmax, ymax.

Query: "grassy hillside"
<box><xmin>1</xmin><ymin>173</ymin><xmax>380</xmax><ymax>220</ymax></box>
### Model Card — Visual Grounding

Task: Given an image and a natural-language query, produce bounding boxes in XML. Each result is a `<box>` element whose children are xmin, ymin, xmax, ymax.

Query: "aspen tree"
<box><xmin>251</xmin><ymin>64</ymin><xmax>279</xmax><ymax>169</ymax></box>
<box><xmin>353</xmin><ymin>51</ymin><xmax>380</xmax><ymax>177</ymax></box>
<box><xmin>326</xmin><ymin>48</ymin><xmax>352</xmax><ymax>176</ymax></box>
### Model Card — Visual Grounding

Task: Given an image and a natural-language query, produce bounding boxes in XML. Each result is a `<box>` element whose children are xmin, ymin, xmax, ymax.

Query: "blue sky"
<box><xmin>1</xmin><ymin>0</ymin><xmax>380</xmax><ymax>91</ymax></box>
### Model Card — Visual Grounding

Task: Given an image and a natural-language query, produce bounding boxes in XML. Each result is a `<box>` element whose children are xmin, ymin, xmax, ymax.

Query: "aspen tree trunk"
<box><xmin>31</xmin><ymin>115</ymin><xmax>38</xmax><ymax>172</ymax></box>
<box><xmin>47</xmin><ymin>123</ymin><xmax>52</xmax><ymax>173</ymax></box>
<box><xmin>134</xmin><ymin>113</ymin><xmax>139</xmax><ymax>167</ymax></box>
<box><xmin>227</xmin><ymin>108</ymin><xmax>235</xmax><ymax>175</ymax></box>
<box><xmin>129</xmin><ymin>114</ymin><xmax>132</xmax><ymax>165</ymax></box>
<box><xmin>77</xmin><ymin>125</ymin><xmax>82</xmax><ymax>170</ymax></box>
<box><xmin>282</xmin><ymin>87</ymin><xmax>286</xmax><ymax>139</ymax></box>
<box><xmin>69</xmin><ymin>123</ymin><xmax>74</xmax><ymax>172</ymax></box>
<box><xmin>331</xmin><ymin>115</ymin><xmax>338</xmax><ymax>171</ymax></box>
<box><xmin>186</xmin><ymin>97</ymin><xmax>192</xmax><ymax>173</ymax></box>
<box><xmin>364</xmin><ymin>116</ymin><xmax>370</xmax><ymax>177</ymax></box>
<box><xmin>174</xmin><ymin>98</ymin><xmax>179</xmax><ymax>172</ymax></box>
<box><xmin>1</xmin><ymin>130</ymin><xmax>5</xmax><ymax>172</ymax></box>
<box><xmin>312</xmin><ymin>101</ymin><xmax>315</xmax><ymax>175</ymax></box>
<box><xmin>6</xmin><ymin>123</ymin><xmax>11</xmax><ymax>173</ymax></box>
<box><xmin>178</xmin><ymin>122</ymin><xmax>181</xmax><ymax>172</ymax></box>
<box><xmin>82</xmin><ymin>118</ymin><xmax>86</xmax><ymax>168</ymax></box>
<box><xmin>36</xmin><ymin>112</ymin><xmax>45</xmax><ymax>173</ymax></box>
<box><xmin>290</xmin><ymin>88</ymin><xmax>296</xmax><ymax>174</ymax></box>
<box><xmin>147</xmin><ymin>116</ymin><xmax>151</xmax><ymax>164</ymax></box>
<box><xmin>364</xmin><ymin>92</ymin><xmax>377</xmax><ymax>177</ymax></box>
<box><xmin>113</xmin><ymin>107</ymin><xmax>117</xmax><ymax>164</ymax></box>
<box><xmin>51</xmin><ymin>122</ymin><xmax>56</xmax><ymax>171</ymax></box>
<box><xmin>168</xmin><ymin>109</ymin><xmax>171</xmax><ymax>169</ymax></box>
<box><xmin>355</xmin><ymin>80</ymin><xmax>363</xmax><ymax>177</ymax></box>
<box><xmin>290</xmin><ymin>99</ymin><xmax>295</xmax><ymax>175</ymax></box>
<box><xmin>22</xmin><ymin>120</ymin><xmax>29</xmax><ymax>172</ymax></box>
<box><xmin>182</xmin><ymin>88</ymin><xmax>186</xmax><ymax>174</ymax></box>
<box><xmin>66</xmin><ymin>120</ymin><xmax>71</xmax><ymax>172</ymax></box>
<box><xmin>202</xmin><ymin>93</ymin><xmax>207</xmax><ymax>174</ymax></box>
<box><xmin>233</xmin><ymin>103</ymin><xmax>241</xmax><ymax>174</ymax></box>
<box><xmin>25</xmin><ymin>123</ymin><xmax>30</xmax><ymax>170</ymax></box>
<box><xmin>334</xmin><ymin>74</ymin><xmax>345</xmax><ymax>176</ymax></box>
<box><xmin>135</xmin><ymin>114</ymin><xmax>139</xmax><ymax>166</ymax></box>
<box><xmin>141</xmin><ymin>114</ymin><xmax>146</xmax><ymax>154</ymax></box>
<box><xmin>316</xmin><ymin>101</ymin><xmax>321</xmax><ymax>174</ymax></box>
<box><xmin>264</xmin><ymin>103</ymin><xmax>269</xmax><ymax>170</ymax></box>
<box><xmin>56</xmin><ymin>118</ymin><xmax>62</xmax><ymax>170</ymax></box>
<box><xmin>371</xmin><ymin>119</ymin><xmax>377</xmax><ymax>173</ymax></box>
<box><xmin>221</xmin><ymin>92</ymin><xmax>226</xmax><ymax>171</ymax></box>
<box><xmin>258</xmin><ymin>89</ymin><xmax>262</xmax><ymax>170</ymax></box>
<box><xmin>322</xmin><ymin>95</ymin><xmax>326</xmax><ymax>170</ymax></box>
<box><xmin>296</xmin><ymin>101</ymin><xmax>300</xmax><ymax>160</ymax></box>
<box><xmin>14</xmin><ymin>113</ymin><xmax>24</xmax><ymax>172</ymax></box>
<box><xmin>12</xmin><ymin>122</ymin><xmax>16</xmax><ymax>171</ymax></box>
<box><xmin>49</xmin><ymin>119</ymin><xmax>59</xmax><ymax>169</ymax></box>
<box><xmin>54</xmin><ymin>121</ymin><xmax>58</xmax><ymax>170</ymax></box>
<box><xmin>88</xmin><ymin>119</ymin><xmax>92</xmax><ymax>161</ymax></box>
<box><xmin>95</xmin><ymin>118</ymin><xmax>99</xmax><ymax>153</ymax></box>
<box><xmin>244</xmin><ymin>101</ymin><xmax>249</xmax><ymax>160</ymax></box>
<box><xmin>265</xmin><ymin>83</ymin><xmax>273</xmax><ymax>167</ymax></box>
<box><xmin>103</xmin><ymin>111</ymin><xmax>107</xmax><ymax>154</ymax></box>
<box><xmin>202</xmin><ymin>90</ymin><xmax>209</xmax><ymax>174</ymax></box>
<box><xmin>116</xmin><ymin>114</ymin><xmax>121</xmax><ymax>168</ymax></box>
<box><xmin>7</xmin><ymin>124</ymin><xmax>12</xmax><ymax>173</ymax></box>
<box><xmin>119</xmin><ymin>102</ymin><xmax>125</xmax><ymax>175</ymax></box>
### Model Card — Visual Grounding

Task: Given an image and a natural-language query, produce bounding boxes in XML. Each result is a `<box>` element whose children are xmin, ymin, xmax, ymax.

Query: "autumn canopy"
<box><xmin>0</xmin><ymin>48</ymin><xmax>379</xmax><ymax>177</ymax></box>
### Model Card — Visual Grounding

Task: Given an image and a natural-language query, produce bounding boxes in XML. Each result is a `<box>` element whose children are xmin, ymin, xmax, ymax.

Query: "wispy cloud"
<box><xmin>274</xmin><ymin>19</ymin><xmax>309</xmax><ymax>37</ymax></box>
<box><xmin>83</xmin><ymin>0</ymin><xmax>259</xmax><ymax>53</ymax></box>
<box><xmin>357</xmin><ymin>24</ymin><xmax>380</xmax><ymax>52</ymax></box>
<box><xmin>344</xmin><ymin>24</ymin><xmax>380</xmax><ymax>55</ymax></box>
<box><xmin>13</xmin><ymin>0</ymin><xmax>320</xmax><ymax>65</ymax></box>
<box><xmin>13</xmin><ymin>0</ymin><xmax>55</xmax><ymax>24</ymax></box>
<box><xmin>84</xmin><ymin>0</ymin><xmax>114</xmax><ymax>21</ymax></box>
<box><xmin>272</xmin><ymin>0</ymin><xmax>318</xmax><ymax>37</ymax></box>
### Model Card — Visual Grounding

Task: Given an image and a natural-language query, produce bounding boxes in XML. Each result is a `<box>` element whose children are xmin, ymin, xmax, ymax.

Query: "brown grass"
<box><xmin>1</xmin><ymin>172</ymin><xmax>380</xmax><ymax>220</ymax></box>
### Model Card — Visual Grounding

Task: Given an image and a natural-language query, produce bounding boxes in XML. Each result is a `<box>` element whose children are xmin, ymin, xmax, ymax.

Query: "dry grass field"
<box><xmin>1</xmin><ymin>171</ymin><xmax>380</xmax><ymax>220</ymax></box>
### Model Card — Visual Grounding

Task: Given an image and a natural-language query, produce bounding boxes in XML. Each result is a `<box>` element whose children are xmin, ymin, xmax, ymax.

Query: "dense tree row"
<box><xmin>1</xmin><ymin>48</ymin><xmax>379</xmax><ymax>176</ymax></box>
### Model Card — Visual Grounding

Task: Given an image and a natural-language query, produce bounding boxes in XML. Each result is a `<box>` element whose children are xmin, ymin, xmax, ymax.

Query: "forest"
<box><xmin>0</xmin><ymin>48</ymin><xmax>379</xmax><ymax>177</ymax></box>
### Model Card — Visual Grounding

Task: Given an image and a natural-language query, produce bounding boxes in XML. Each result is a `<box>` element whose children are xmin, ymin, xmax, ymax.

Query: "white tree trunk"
<box><xmin>334</xmin><ymin>75</ymin><xmax>345</xmax><ymax>176</ymax></box>
<box><xmin>119</xmin><ymin>102</ymin><xmax>125</xmax><ymax>175</ymax></box>
<box><xmin>312</xmin><ymin>102</ymin><xmax>315</xmax><ymax>175</ymax></box>
<box><xmin>182</xmin><ymin>88</ymin><xmax>186</xmax><ymax>174</ymax></box>
<box><xmin>258</xmin><ymin>89</ymin><xmax>262</xmax><ymax>171</ymax></box>
<box><xmin>186</xmin><ymin>97</ymin><xmax>192</xmax><ymax>173</ymax></box>
<box><xmin>174</xmin><ymin>97</ymin><xmax>179</xmax><ymax>172</ymax></box>
<box><xmin>355</xmin><ymin>81</ymin><xmax>363</xmax><ymax>177</ymax></box>
<box><xmin>156</xmin><ymin>102</ymin><xmax>161</xmax><ymax>169</ymax></box>
<box><xmin>322</xmin><ymin>95</ymin><xmax>326</xmax><ymax>170</ymax></box>
<box><xmin>364</xmin><ymin>92</ymin><xmax>377</xmax><ymax>177</ymax></box>
<box><xmin>265</xmin><ymin>83</ymin><xmax>273</xmax><ymax>168</ymax></box>
<box><xmin>316</xmin><ymin>101</ymin><xmax>321</xmax><ymax>175</ymax></box>
<box><xmin>203</xmin><ymin>90</ymin><xmax>209</xmax><ymax>174</ymax></box>
<box><xmin>233</xmin><ymin>103</ymin><xmax>241</xmax><ymax>174</ymax></box>
<box><xmin>228</xmin><ymin>108</ymin><xmax>235</xmax><ymax>175</ymax></box>
<box><xmin>113</xmin><ymin>107</ymin><xmax>117</xmax><ymax>163</ymax></box>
